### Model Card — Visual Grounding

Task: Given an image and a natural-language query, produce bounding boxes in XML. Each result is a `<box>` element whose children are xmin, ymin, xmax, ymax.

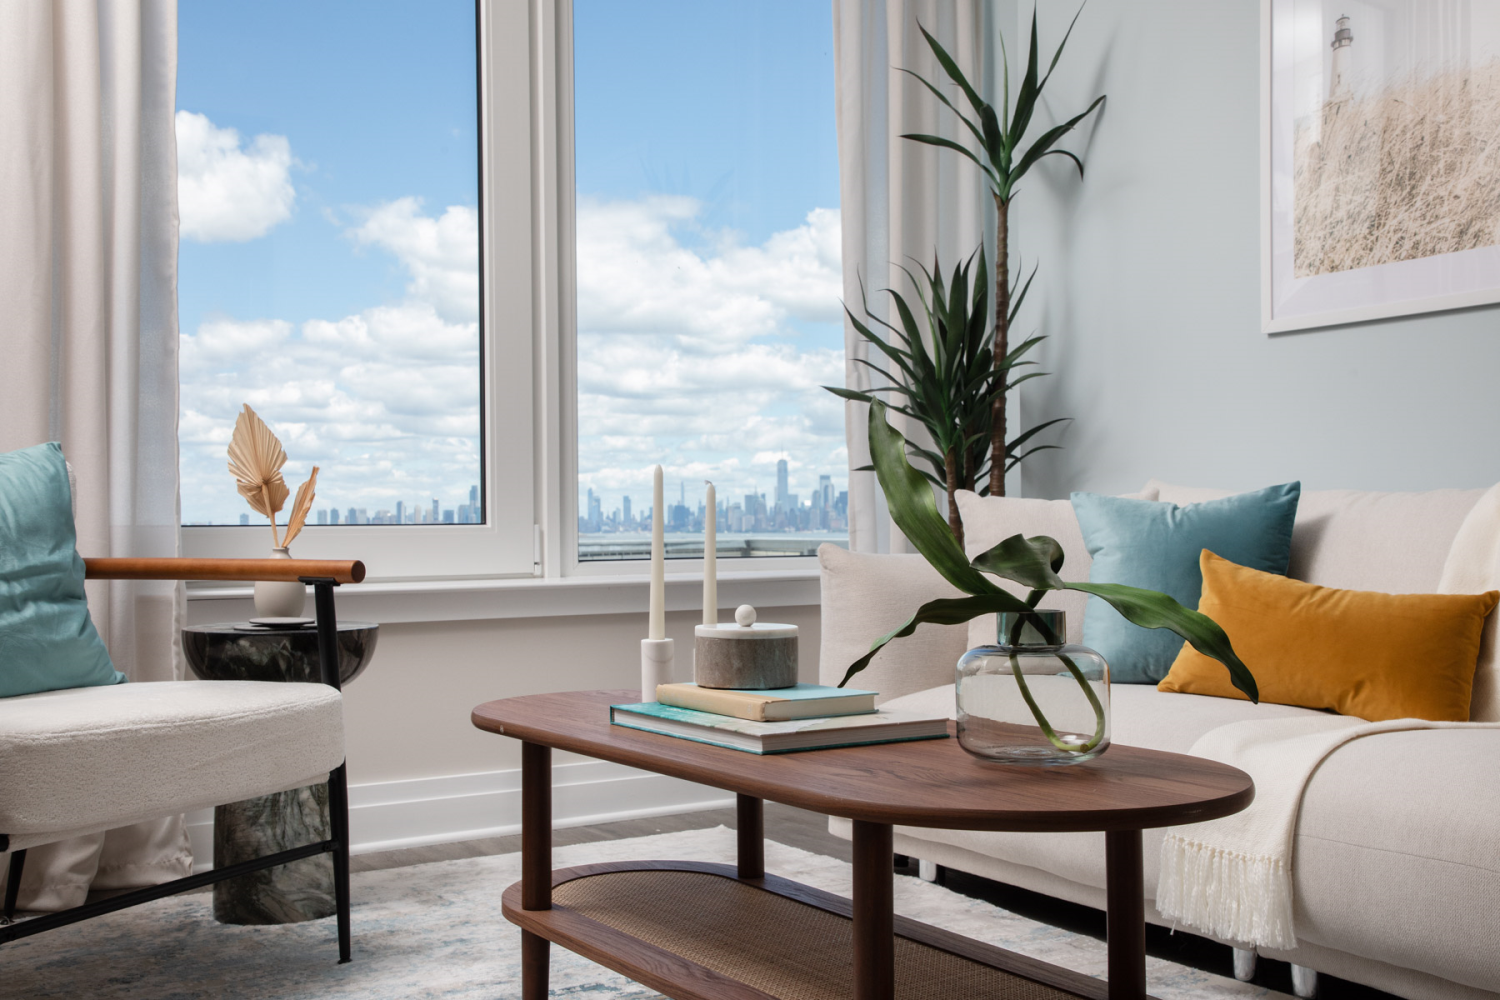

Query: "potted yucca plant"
<box><xmin>825</xmin><ymin>247</ymin><xmax>1064</xmax><ymax>548</ymax></box>
<box><xmin>902</xmin><ymin>9</ymin><xmax>1104</xmax><ymax>496</ymax></box>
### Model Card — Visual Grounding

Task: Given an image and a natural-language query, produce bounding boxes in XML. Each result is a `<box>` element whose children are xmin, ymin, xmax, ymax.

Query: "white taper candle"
<box><xmin>649</xmin><ymin>464</ymin><xmax>665</xmax><ymax>640</ymax></box>
<box><xmin>703</xmin><ymin>481</ymin><xmax>716</xmax><ymax>625</ymax></box>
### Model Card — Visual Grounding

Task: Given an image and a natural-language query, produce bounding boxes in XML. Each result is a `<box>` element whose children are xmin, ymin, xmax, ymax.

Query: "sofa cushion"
<box><xmin>1161</xmin><ymin>550</ymin><xmax>1498</xmax><ymax>721</ymax></box>
<box><xmin>880</xmin><ymin>683</ymin><xmax>1326</xmax><ymax>901</ymax></box>
<box><xmin>1149</xmin><ymin>480</ymin><xmax>1484</xmax><ymax>594</ymax></box>
<box><xmin>1072</xmin><ymin>483</ymin><xmax>1301</xmax><ymax>684</ymax></box>
<box><xmin>0</xmin><ymin>442</ymin><xmax>124</xmax><ymax>698</ymax></box>
<box><xmin>1291</xmin><ymin>728</ymin><xmax>1500</xmax><ymax>993</ymax></box>
<box><xmin>879</xmin><ymin>683</ymin><xmax>1500</xmax><ymax>994</ymax></box>
<box><xmin>0</xmin><ymin>680</ymin><xmax>344</xmax><ymax>844</ymax></box>
<box><xmin>954</xmin><ymin>486</ymin><xmax>1160</xmax><ymax>654</ymax></box>
<box><xmin>817</xmin><ymin>545</ymin><xmax>968</xmax><ymax>704</ymax></box>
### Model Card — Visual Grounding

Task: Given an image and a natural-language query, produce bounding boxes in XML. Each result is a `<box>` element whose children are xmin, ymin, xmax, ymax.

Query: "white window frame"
<box><xmin>184</xmin><ymin>0</ymin><xmax>831</xmax><ymax>597</ymax></box>
<box><xmin>183</xmin><ymin>0</ymin><xmax>536</xmax><ymax>583</ymax></box>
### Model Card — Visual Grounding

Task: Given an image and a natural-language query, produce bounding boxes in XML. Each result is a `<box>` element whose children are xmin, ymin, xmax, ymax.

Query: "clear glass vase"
<box><xmin>956</xmin><ymin>610</ymin><xmax>1110</xmax><ymax>765</ymax></box>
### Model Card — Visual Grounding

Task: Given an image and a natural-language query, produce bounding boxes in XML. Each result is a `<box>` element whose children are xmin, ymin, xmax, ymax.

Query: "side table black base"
<box><xmin>213</xmin><ymin>784</ymin><xmax>335</xmax><ymax>924</ymax></box>
<box><xmin>183</xmin><ymin>620</ymin><xmax>377</xmax><ymax>926</ymax></box>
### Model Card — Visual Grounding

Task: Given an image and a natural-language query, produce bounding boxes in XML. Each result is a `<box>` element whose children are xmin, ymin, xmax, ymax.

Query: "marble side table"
<box><xmin>182</xmin><ymin>620</ymin><xmax>377</xmax><ymax>925</ymax></box>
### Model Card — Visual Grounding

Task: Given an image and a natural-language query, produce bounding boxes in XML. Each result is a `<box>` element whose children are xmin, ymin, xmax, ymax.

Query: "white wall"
<box><xmin>1010</xmin><ymin>0</ymin><xmax>1500</xmax><ymax>500</ymax></box>
<box><xmin>340</xmin><ymin>605</ymin><xmax>822</xmax><ymax>785</ymax></box>
<box><xmin>184</xmin><ymin>595</ymin><xmax>821</xmax><ymax>859</ymax></box>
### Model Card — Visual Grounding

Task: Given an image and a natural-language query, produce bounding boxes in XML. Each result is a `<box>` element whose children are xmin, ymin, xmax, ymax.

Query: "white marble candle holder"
<box><xmin>641</xmin><ymin>638</ymin><xmax>674</xmax><ymax>702</ymax></box>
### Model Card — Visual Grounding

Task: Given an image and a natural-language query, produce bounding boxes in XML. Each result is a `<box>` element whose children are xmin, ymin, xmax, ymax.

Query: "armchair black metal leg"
<box><xmin>305</xmin><ymin>577</ymin><xmax>353</xmax><ymax>963</ymax></box>
<box><xmin>3</xmin><ymin>849</ymin><xmax>26</xmax><ymax>923</ymax></box>
<box><xmin>328</xmin><ymin>762</ymin><xmax>352</xmax><ymax>963</ymax></box>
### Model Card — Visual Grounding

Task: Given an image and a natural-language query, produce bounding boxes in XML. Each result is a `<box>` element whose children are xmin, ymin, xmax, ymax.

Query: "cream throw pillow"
<box><xmin>817</xmin><ymin>544</ymin><xmax>967</xmax><ymax>705</ymax></box>
<box><xmin>954</xmin><ymin>486</ymin><xmax>1158</xmax><ymax>652</ymax></box>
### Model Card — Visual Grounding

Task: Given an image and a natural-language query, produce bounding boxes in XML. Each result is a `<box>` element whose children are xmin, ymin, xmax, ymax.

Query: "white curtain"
<box><xmin>0</xmin><ymin>0</ymin><xmax>188</xmax><ymax>909</ymax></box>
<box><xmin>833</xmin><ymin>0</ymin><xmax>991</xmax><ymax>553</ymax></box>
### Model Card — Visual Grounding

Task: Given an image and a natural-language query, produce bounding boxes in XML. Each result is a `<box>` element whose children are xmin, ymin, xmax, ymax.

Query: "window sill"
<box><xmin>184</xmin><ymin>568</ymin><xmax>821</xmax><ymax>625</ymax></box>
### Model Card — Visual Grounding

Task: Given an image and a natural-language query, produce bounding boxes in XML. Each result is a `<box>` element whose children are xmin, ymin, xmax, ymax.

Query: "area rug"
<box><xmin>5</xmin><ymin>826</ymin><xmax>1280</xmax><ymax>998</ymax></box>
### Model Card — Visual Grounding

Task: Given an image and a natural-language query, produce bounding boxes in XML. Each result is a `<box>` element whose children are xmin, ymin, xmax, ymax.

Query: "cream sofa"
<box><xmin>819</xmin><ymin>481</ymin><xmax>1500</xmax><ymax>1000</ymax></box>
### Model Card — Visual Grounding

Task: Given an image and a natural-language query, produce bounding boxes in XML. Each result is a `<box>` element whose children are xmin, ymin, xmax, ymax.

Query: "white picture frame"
<box><xmin>1261</xmin><ymin>0</ymin><xmax>1500</xmax><ymax>334</ymax></box>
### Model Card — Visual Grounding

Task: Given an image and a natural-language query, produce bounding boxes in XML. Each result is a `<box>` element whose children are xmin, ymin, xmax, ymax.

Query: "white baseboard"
<box><xmin>186</xmin><ymin>760</ymin><xmax>732</xmax><ymax>872</ymax></box>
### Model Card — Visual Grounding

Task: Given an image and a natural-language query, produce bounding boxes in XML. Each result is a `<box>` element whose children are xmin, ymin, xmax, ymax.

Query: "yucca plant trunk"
<box><xmin>990</xmin><ymin>192</ymin><xmax>1010</xmax><ymax>496</ymax></box>
<box><xmin>945</xmin><ymin>447</ymin><xmax>963</xmax><ymax>547</ymax></box>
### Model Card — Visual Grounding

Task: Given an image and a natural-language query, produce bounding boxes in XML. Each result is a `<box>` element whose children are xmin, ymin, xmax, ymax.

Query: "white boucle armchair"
<box><xmin>0</xmin><ymin>556</ymin><xmax>363</xmax><ymax>964</ymax></box>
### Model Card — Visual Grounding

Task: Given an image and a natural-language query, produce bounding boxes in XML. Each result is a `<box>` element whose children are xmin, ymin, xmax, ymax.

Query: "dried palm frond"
<box><xmin>281</xmin><ymin>466</ymin><xmax>320</xmax><ymax>549</ymax></box>
<box><xmin>227</xmin><ymin>404</ymin><xmax>290</xmax><ymax>546</ymax></box>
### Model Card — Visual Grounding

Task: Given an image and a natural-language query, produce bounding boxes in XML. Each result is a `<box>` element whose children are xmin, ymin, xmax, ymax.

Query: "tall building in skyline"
<box><xmin>775</xmin><ymin>459</ymin><xmax>789</xmax><ymax>512</ymax></box>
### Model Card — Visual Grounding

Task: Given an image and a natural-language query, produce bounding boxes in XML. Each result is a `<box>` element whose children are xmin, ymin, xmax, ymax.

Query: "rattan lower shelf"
<box><xmin>502</xmin><ymin>861</ymin><xmax>1132</xmax><ymax>1000</ymax></box>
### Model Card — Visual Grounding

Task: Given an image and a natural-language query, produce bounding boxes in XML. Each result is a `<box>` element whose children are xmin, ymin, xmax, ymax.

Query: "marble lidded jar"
<box><xmin>694</xmin><ymin>604</ymin><xmax>797</xmax><ymax>690</ymax></box>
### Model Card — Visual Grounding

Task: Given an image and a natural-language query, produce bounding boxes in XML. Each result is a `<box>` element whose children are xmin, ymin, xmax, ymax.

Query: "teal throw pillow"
<box><xmin>0</xmin><ymin>443</ymin><xmax>124</xmax><ymax>697</ymax></box>
<box><xmin>1071</xmin><ymin>482</ymin><xmax>1301</xmax><ymax>684</ymax></box>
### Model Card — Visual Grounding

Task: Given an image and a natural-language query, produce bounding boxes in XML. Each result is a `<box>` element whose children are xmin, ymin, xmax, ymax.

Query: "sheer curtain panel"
<box><xmin>0</xmin><ymin>0</ymin><xmax>188</xmax><ymax>909</ymax></box>
<box><xmin>833</xmin><ymin>0</ymin><xmax>990</xmax><ymax>553</ymax></box>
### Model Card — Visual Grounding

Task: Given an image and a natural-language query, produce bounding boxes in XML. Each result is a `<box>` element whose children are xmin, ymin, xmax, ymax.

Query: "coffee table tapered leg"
<box><xmin>737</xmin><ymin>794</ymin><xmax>764</xmax><ymax>879</ymax></box>
<box><xmin>852</xmin><ymin>820</ymin><xmax>894</xmax><ymax>1000</ymax></box>
<box><xmin>521</xmin><ymin>742</ymin><xmax>551</xmax><ymax>1000</ymax></box>
<box><xmin>1105</xmin><ymin>828</ymin><xmax>1146</xmax><ymax>1000</ymax></box>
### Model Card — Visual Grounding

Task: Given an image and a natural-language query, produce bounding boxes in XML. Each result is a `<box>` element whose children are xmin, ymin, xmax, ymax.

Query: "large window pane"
<box><xmin>573</xmin><ymin>1</ymin><xmax>848</xmax><ymax>561</ymax></box>
<box><xmin>177</xmin><ymin>1</ymin><xmax>481</xmax><ymax>528</ymax></box>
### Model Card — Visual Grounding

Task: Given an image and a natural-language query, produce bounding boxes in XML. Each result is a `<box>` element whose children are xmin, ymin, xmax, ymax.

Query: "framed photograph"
<box><xmin>1262</xmin><ymin>0</ymin><xmax>1500</xmax><ymax>333</ymax></box>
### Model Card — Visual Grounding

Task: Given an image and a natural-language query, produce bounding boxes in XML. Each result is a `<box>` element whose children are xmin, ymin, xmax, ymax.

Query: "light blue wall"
<box><xmin>1006</xmin><ymin>0</ymin><xmax>1500</xmax><ymax>498</ymax></box>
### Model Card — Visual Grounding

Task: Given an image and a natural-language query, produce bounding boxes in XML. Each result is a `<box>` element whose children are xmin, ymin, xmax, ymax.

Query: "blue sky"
<box><xmin>178</xmin><ymin>1</ymin><xmax>477</xmax><ymax>330</ymax></box>
<box><xmin>177</xmin><ymin>0</ymin><xmax>846</xmax><ymax>531</ymax></box>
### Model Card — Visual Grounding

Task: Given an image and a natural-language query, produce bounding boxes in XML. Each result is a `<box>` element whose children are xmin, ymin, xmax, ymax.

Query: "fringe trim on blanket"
<box><xmin>1156</xmin><ymin>833</ymin><xmax>1297</xmax><ymax>950</ymax></box>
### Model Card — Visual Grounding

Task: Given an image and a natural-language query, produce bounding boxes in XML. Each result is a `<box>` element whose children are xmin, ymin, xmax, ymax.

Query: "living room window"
<box><xmin>570</xmin><ymin>1</ymin><xmax>848</xmax><ymax>564</ymax></box>
<box><xmin>178</xmin><ymin>1</ymin><xmax>536</xmax><ymax>579</ymax></box>
<box><xmin>179</xmin><ymin>1</ymin><xmax>839</xmax><ymax>586</ymax></box>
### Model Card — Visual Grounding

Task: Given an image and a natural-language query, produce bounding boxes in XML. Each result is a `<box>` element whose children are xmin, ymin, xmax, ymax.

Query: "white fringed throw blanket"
<box><xmin>1156</xmin><ymin>481</ymin><xmax>1500</xmax><ymax>950</ymax></box>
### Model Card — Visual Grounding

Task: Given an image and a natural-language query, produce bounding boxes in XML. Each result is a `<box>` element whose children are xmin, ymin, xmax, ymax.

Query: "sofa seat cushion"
<box><xmin>0</xmin><ymin>680</ymin><xmax>344</xmax><ymax>842</ymax></box>
<box><xmin>880</xmin><ymin>684</ymin><xmax>1500</xmax><ymax>993</ymax></box>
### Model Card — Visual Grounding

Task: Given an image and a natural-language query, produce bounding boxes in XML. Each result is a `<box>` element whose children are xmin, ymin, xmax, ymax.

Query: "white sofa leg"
<box><xmin>1232</xmin><ymin>947</ymin><xmax>1257</xmax><ymax>982</ymax></box>
<box><xmin>918</xmin><ymin>859</ymin><xmax>940</xmax><ymax>882</ymax></box>
<box><xmin>1291</xmin><ymin>964</ymin><xmax>1320</xmax><ymax>998</ymax></box>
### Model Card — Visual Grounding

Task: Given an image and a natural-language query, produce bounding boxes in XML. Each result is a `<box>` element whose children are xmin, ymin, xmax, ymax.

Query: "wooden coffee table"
<box><xmin>471</xmin><ymin>690</ymin><xmax>1253</xmax><ymax>1000</ymax></box>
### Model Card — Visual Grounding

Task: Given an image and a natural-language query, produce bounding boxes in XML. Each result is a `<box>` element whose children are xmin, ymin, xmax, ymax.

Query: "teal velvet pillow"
<box><xmin>0</xmin><ymin>443</ymin><xmax>123</xmax><ymax>697</ymax></box>
<box><xmin>1071</xmin><ymin>482</ymin><xmax>1301</xmax><ymax>684</ymax></box>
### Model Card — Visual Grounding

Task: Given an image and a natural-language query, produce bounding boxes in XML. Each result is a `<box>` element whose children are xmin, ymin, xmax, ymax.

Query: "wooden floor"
<box><xmin>353</xmin><ymin>803</ymin><xmax>1398</xmax><ymax>1000</ymax></box>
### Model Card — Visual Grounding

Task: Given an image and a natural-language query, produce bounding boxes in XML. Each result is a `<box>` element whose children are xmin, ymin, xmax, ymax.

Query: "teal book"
<box><xmin>654</xmin><ymin>681</ymin><xmax>877</xmax><ymax>722</ymax></box>
<box><xmin>610</xmin><ymin>701</ymin><xmax>949</xmax><ymax>755</ymax></box>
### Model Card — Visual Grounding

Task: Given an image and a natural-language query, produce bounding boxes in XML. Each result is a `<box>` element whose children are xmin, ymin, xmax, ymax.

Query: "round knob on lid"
<box><xmin>735</xmin><ymin>604</ymin><xmax>757</xmax><ymax>627</ymax></box>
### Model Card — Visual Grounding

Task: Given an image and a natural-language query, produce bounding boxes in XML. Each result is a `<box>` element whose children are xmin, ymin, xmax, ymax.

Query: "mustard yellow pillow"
<box><xmin>1159</xmin><ymin>550</ymin><xmax>1499</xmax><ymax>722</ymax></box>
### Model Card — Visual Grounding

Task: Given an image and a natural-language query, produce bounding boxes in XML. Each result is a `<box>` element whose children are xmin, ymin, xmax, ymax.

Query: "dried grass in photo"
<box><xmin>1294</xmin><ymin>60</ymin><xmax>1500</xmax><ymax>277</ymax></box>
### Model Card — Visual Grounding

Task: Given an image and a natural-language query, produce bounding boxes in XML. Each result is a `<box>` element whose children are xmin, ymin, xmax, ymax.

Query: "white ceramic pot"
<box><xmin>253</xmin><ymin>547</ymin><xmax>307</xmax><ymax>618</ymax></box>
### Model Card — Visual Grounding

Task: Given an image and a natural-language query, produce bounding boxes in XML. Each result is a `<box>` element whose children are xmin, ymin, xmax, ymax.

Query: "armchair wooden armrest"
<box><xmin>84</xmin><ymin>557</ymin><xmax>365</xmax><ymax>584</ymax></box>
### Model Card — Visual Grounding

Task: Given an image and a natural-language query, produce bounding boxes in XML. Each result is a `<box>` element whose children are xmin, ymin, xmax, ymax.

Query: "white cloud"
<box><xmin>179</xmin><ymin>195</ymin><xmax>483</xmax><ymax>521</ymax></box>
<box><xmin>352</xmin><ymin>198</ymin><xmax>480</xmax><ymax>323</ymax></box>
<box><xmin>576</xmin><ymin>197</ymin><xmax>843</xmax><ymax>350</ymax></box>
<box><xmin>175</xmin><ymin>111</ymin><xmax>295</xmax><ymax>242</ymax></box>
<box><xmin>180</xmin><ymin>193</ymin><xmax>848</xmax><ymax>525</ymax></box>
<box><xmin>573</xmin><ymin>198</ymin><xmax>848</xmax><ymax>514</ymax></box>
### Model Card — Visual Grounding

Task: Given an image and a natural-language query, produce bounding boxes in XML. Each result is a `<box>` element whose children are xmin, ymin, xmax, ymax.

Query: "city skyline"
<box><xmin>579</xmin><ymin>459</ymin><xmax>847</xmax><ymax>539</ymax></box>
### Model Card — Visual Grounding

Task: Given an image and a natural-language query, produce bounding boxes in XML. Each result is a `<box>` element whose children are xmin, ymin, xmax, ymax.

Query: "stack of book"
<box><xmin>609</xmin><ymin>682</ymin><xmax>949</xmax><ymax>755</ymax></box>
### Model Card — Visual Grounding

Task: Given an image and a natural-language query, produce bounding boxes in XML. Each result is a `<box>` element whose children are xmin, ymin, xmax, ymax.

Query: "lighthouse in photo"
<box><xmin>1330</xmin><ymin>14</ymin><xmax>1353</xmax><ymax>101</ymax></box>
